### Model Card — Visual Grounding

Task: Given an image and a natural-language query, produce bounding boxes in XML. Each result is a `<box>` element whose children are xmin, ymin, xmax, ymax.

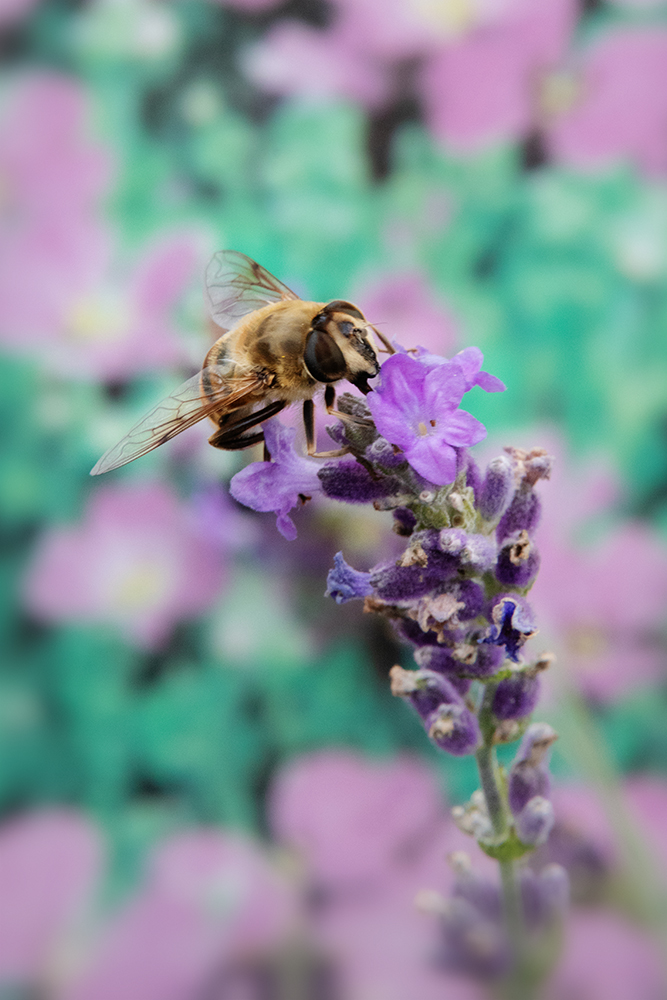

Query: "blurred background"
<box><xmin>1</xmin><ymin>0</ymin><xmax>667</xmax><ymax>997</ymax></box>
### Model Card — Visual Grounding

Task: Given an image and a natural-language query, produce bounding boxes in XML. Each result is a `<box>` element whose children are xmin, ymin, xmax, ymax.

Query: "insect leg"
<box><xmin>324</xmin><ymin>384</ymin><xmax>336</xmax><ymax>412</ymax></box>
<box><xmin>208</xmin><ymin>399</ymin><xmax>286</xmax><ymax>448</ymax></box>
<box><xmin>209</xmin><ymin>429</ymin><xmax>266</xmax><ymax>451</ymax></box>
<box><xmin>303</xmin><ymin>399</ymin><xmax>315</xmax><ymax>454</ymax></box>
<box><xmin>304</xmin><ymin>395</ymin><xmax>350</xmax><ymax>459</ymax></box>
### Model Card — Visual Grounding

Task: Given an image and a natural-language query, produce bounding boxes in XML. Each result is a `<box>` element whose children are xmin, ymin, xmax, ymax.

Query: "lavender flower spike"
<box><xmin>225</xmin><ymin>334</ymin><xmax>556</xmax><ymax>995</ymax></box>
<box><xmin>229</xmin><ymin>419</ymin><xmax>322</xmax><ymax>540</ymax></box>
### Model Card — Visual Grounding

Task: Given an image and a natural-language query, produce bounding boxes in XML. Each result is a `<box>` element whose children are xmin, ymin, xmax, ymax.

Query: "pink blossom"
<box><xmin>0</xmin><ymin>72</ymin><xmax>198</xmax><ymax>381</ymax></box>
<box><xmin>0</xmin><ymin>73</ymin><xmax>112</xmax><ymax>353</ymax></box>
<box><xmin>544</xmin><ymin>779</ymin><xmax>667</xmax><ymax>999</ymax></box>
<box><xmin>354</xmin><ymin>272</ymin><xmax>459</xmax><ymax>357</ymax></box>
<box><xmin>241</xmin><ymin>0</ymin><xmax>444</xmax><ymax>105</ymax></box>
<box><xmin>546</xmin><ymin>910</ymin><xmax>665</xmax><ymax>1000</ymax></box>
<box><xmin>420</xmin><ymin>0</ymin><xmax>577</xmax><ymax>151</ymax></box>
<box><xmin>331</xmin><ymin>0</ymin><xmax>540</xmax><ymax>63</ymax></box>
<box><xmin>0</xmin><ymin>810</ymin><xmax>102</xmax><ymax>983</ymax></box>
<box><xmin>316</xmin><ymin>881</ymin><xmax>486</xmax><ymax>1000</ymax></box>
<box><xmin>241</xmin><ymin>21</ymin><xmax>389</xmax><ymax>108</ymax></box>
<box><xmin>269</xmin><ymin>750</ymin><xmax>490</xmax><ymax>1000</ymax></box>
<box><xmin>51</xmin><ymin>233</ymin><xmax>201</xmax><ymax>382</ymax></box>
<box><xmin>546</xmin><ymin>27</ymin><xmax>667</xmax><ymax>176</ymax></box>
<box><xmin>269</xmin><ymin>750</ymin><xmax>446</xmax><ymax>890</ymax></box>
<box><xmin>481</xmin><ymin>429</ymin><xmax>667</xmax><ymax>701</ymax></box>
<box><xmin>64</xmin><ymin>830</ymin><xmax>297</xmax><ymax>1000</ymax></box>
<box><xmin>241</xmin><ymin>0</ymin><xmax>569</xmax><ymax>116</ymax></box>
<box><xmin>332</xmin><ymin>0</ymin><xmax>447</xmax><ymax>61</ymax></box>
<box><xmin>535</xmin><ymin>523</ymin><xmax>667</xmax><ymax>700</ymax></box>
<box><xmin>269</xmin><ymin>751</ymin><xmax>667</xmax><ymax>999</ymax></box>
<box><xmin>526</xmin><ymin>435</ymin><xmax>667</xmax><ymax>701</ymax></box>
<box><xmin>551</xmin><ymin>777</ymin><xmax>667</xmax><ymax>884</ymax></box>
<box><xmin>23</xmin><ymin>481</ymin><xmax>225</xmax><ymax>649</ymax></box>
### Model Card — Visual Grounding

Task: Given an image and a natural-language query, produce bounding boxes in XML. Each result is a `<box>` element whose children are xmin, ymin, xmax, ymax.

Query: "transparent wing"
<box><xmin>90</xmin><ymin>363</ymin><xmax>264</xmax><ymax>475</ymax></box>
<box><xmin>205</xmin><ymin>250</ymin><xmax>299</xmax><ymax>330</ymax></box>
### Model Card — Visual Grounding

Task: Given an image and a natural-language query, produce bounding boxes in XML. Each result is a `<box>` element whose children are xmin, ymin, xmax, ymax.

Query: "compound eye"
<box><xmin>304</xmin><ymin>328</ymin><xmax>347</xmax><ymax>383</ymax></box>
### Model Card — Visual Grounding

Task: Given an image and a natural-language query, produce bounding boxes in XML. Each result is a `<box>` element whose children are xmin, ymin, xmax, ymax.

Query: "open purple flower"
<box><xmin>366</xmin><ymin>353</ymin><xmax>488</xmax><ymax>486</ymax></box>
<box><xmin>229</xmin><ymin>419</ymin><xmax>322</xmax><ymax>540</ymax></box>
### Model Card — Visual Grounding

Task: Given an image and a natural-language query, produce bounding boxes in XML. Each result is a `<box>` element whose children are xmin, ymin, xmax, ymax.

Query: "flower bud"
<box><xmin>464</xmin><ymin>453</ymin><xmax>482</xmax><ymax>501</ymax></box>
<box><xmin>478</xmin><ymin>455</ymin><xmax>515</xmax><ymax>522</ymax></box>
<box><xmin>504</xmin><ymin>446</ymin><xmax>553</xmax><ymax>487</ymax></box>
<box><xmin>325</xmin><ymin>552</ymin><xmax>373</xmax><ymax>604</ymax></box>
<box><xmin>366</xmin><ymin>436</ymin><xmax>408</xmax><ymax>470</ymax></box>
<box><xmin>428</xmin><ymin>703</ymin><xmax>481</xmax><ymax>756</ymax></box>
<box><xmin>371</xmin><ymin>534</ymin><xmax>459</xmax><ymax>601</ymax></box>
<box><xmin>495</xmin><ymin>531</ymin><xmax>540</xmax><ymax>587</ymax></box>
<box><xmin>507</xmin><ymin>722</ymin><xmax>558</xmax><ymax>815</ymax></box>
<box><xmin>496</xmin><ymin>483</ymin><xmax>542</xmax><ymax>543</ymax></box>
<box><xmin>389</xmin><ymin>665</ymin><xmax>460</xmax><ymax>719</ymax></box>
<box><xmin>439</xmin><ymin>529</ymin><xmax>497</xmax><ymax>575</ymax></box>
<box><xmin>413</xmin><ymin>647</ymin><xmax>471</xmax><ymax>694</ymax></box>
<box><xmin>492</xmin><ymin>669</ymin><xmax>541</xmax><ymax>720</ymax></box>
<box><xmin>438</xmin><ymin>897</ymin><xmax>509</xmax><ymax>979</ymax></box>
<box><xmin>451</xmin><ymin>798</ymin><xmax>494</xmax><ymax>841</ymax></box>
<box><xmin>450</xmin><ymin>852</ymin><xmax>502</xmax><ymax>921</ymax></box>
<box><xmin>318</xmin><ymin>460</ymin><xmax>401</xmax><ymax>503</ymax></box>
<box><xmin>462</xmin><ymin>535</ymin><xmax>498</xmax><ymax>574</ymax></box>
<box><xmin>516</xmin><ymin>796</ymin><xmax>555</xmax><ymax>846</ymax></box>
<box><xmin>389</xmin><ymin>666</ymin><xmax>481</xmax><ymax>755</ymax></box>
<box><xmin>325</xmin><ymin>420</ymin><xmax>347</xmax><ymax>447</ymax></box>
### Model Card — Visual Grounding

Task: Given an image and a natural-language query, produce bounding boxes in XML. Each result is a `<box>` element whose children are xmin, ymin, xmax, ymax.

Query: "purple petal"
<box><xmin>474</xmin><ymin>371</ymin><xmax>506</xmax><ymax>392</ymax></box>
<box><xmin>367</xmin><ymin>354</ymin><xmax>427</xmax><ymax>444</ymax></box>
<box><xmin>423</xmin><ymin>361</ymin><xmax>467</xmax><ymax>414</ymax></box>
<box><xmin>451</xmin><ymin>346</ymin><xmax>483</xmax><ymax>387</ymax></box>
<box><xmin>406</xmin><ymin>436</ymin><xmax>458</xmax><ymax>485</ymax></box>
<box><xmin>229</xmin><ymin>419</ymin><xmax>321</xmax><ymax>539</ymax></box>
<box><xmin>230</xmin><ymin>462</ymin><xmax>284</xmax><ymax>514</ymax></box>
<box><xmin>366</xmin><ymin>398</ymin><xmax>417</xmax><ymax>449</ymax></box>
<box><xmin>442</xmin><ymin>408</ymin><xmax>487</xmax><ymax>448</ymax></box>
<box><xmin>276</xmin><ymin>513</ymin><xmax>297</xmax><ymax>540</ymax></box>
<box><xmin>374</xmin><ymin>353</ymin><xmax>428</xmax><ymax>403</ymax></box>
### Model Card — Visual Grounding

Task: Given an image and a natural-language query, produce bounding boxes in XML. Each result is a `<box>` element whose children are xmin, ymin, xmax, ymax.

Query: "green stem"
<box><xmin>475</xmin><ymin>682</ymin><xmax>510</xmax><ymax>840</ymax></box>
<box><xmin>476</xmin><ymin>742</ymin><xmax>508</xmax><ymax>838</ymax></box>
<box><xmin>475</xmin><ymin>693</ymin><xmax>536</xmax><ymax>1000</ymax></box>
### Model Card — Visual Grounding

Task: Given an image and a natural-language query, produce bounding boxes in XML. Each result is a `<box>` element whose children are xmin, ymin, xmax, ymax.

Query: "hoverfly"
<box><xmin>91</xmin><ymin>251</ymin><xmax>393</xmax><ymax>476</ymax></box>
